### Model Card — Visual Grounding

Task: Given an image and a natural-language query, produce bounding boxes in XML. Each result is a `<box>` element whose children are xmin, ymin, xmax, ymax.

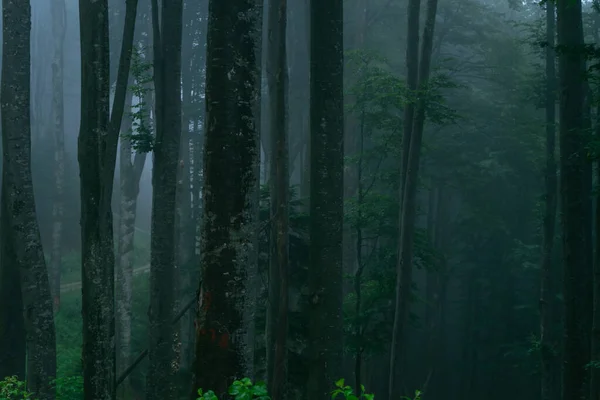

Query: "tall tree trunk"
<box><xmin>556</xmin><ymin>0</ymin><xmax>588</xmax><ymax>399</ymax></box>
<box><xmin>191</xmin><ymin>0</ymin><xmax>260</xmax><ymax>395</ymax></box>
<box><xmin>116</xmin><ymin>89</ymin><xmax>147</xmax><ymax>399</ymax></box>
<box><xmin>146</xmin><ymin>0</ymin><xmax>183</xmax><ymax>397</ymax></box>
<box><xmin>78</xmin><ymin>0</ymin><xmax>137</xmax><ymax>397</ymax></box>
<box><xmin>266</xmin><ymin>0</ymin><xmax>289</xmax><ymax>398</ymax></box>
<box><xmin>540</xmin><ymin>3</ymin><xmax>558</xmax><ymax>400</ymax></box>
<box><xmin>176</xmin><ymin>0</ymin><xmax>201</xmax><ymax>377</ymax></box>
<box><xmin>388</xmin><ymin>0</ymin><xmax>421</xmax><ymax>392</ymax></box>
<box><xmin>0</xmin><ymin>172</ymin><xmax>26</xmax><ymax>381</ymax></box>
<box><xmin>50</xmin><ymin>0</ymin><xmax>67</xmax><ymax>312</ymax></box>
<box><xmin>306</xmin><ymin>0</ymin><xmax>344</xmax><ymax>398</ymax></box>
<box><xmin>389</xmin><ymin>0</ymin><xmax>439</xmax><ymax>396</ymax></box>
<box><xmin>1</xmin><ymin>0</ymin><xmax>57</xmax><ymax>397</ymax></box>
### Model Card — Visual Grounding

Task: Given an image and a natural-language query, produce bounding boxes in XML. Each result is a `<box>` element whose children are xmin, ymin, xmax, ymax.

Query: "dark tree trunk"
<box><xmin>78</xmin><ymin>0</ymin><xmax>137</xmax><ymax>397</ymax></box>
<box><xmin>556</xmin><ymin>0</ymin><xmax>588</xmax><ymax>399</ymax></box>
<box><xmin>306</xmin><ymin>0</ymin><xmax>345</xmax><ymax>398</ymax></box>
<box><xmin>0</xmin><ymin>174</ymin><xmax>26</xmax><ymax>381</ymax></box>
<box><xmin>190</xmin><ymin>0</ymin><xmax>260</xmax><ymax>396</ymax></box>
<box><xmin>540</xmin><ymin>3</ymin><xmax>558</xmax><ymax>400</ymax></box>
<box><xmin>266</xmin><ymin>0</ymin><xmax>289</xmax><ymax>398</ymax></box>
<box><xmin>1</xmin><ymin>0</ymin><xmax>57</xmax><ymax>397</ymax></box>
<box><xmin>146</xmin><ymin>0</ymin><xmax>183</xmax><ymax>398</ymax></box>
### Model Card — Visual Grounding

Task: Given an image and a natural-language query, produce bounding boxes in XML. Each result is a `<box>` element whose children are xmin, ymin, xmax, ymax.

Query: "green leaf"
<box><xmin>229</xmin><ymin>384</ymin><xmax>241</xmax><ymax>396</ymax></box>
<box><xmin>252</xmin><ymin>384</ymin><xmax>269</xmax><ymax>397</ymax></box>
<box><xmin>335</xmin><ymin>379</ymin><xmax>345</xmax><ymax>388</ymax></box>
<box><xmin>241</xmin><ymin>378</ymin><xmax>253</xmax><ymax>387</ymax></box>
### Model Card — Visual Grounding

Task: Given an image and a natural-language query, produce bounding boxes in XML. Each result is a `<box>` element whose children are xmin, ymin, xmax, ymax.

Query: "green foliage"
<box><xmin>197</xmin><ymin>378</ymin><xmax>270</xmax><ymax>400</ymax></box>
<box><xmin>332</xmin><ymin>378</ymin><xmax>375</xmax><ymax>400</ymax></box>
<box><xmin>124</xmin><ymin>45</ymin><xmax>154</xmax><ymax>153</ymax></box>
<box><xmin>53</xmin><ymin>376</ymin><xmax>83</xmax><ymax>400</ymax></box>
<box><xmin>0</xmin><ymin>377</ymin><xmax>31</xmax><ymax>400</ymax></box>
<box><xmin>0</xmin><ymin>376</ymin><xmax>83</xmax><ymax>400</ymax></box>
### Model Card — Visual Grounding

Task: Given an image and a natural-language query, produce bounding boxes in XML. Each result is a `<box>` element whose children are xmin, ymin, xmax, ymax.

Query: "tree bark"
<box><xmin>266</xmin><ymin>0</ymin><xmax>289</xmax><ymax>399</ymax></box>
<box><xmin>1</xmin><ymin>0</ymin><xmax>57</xmax><ymax>397</ymax></box>
<box><xmin>78</xmin><ymin>0</ymin><xmax>137</xmax><ymax>397</ymax></box>
<box><xmin>556</xmin><ymin>1</ymin><xmax>588</xmax><ymax>399</ymax></box>
<box><xmin>540</xmin><ymin>3</ymin><xmax>558</xmax><ymax>400</ymax></box>
<box><xmin>0</xmin><ymin>170</ymin><xmax>26</xmax><ymax>382</ymax></box>
<box><xmin>146</xmin><ymin>0</ymin><xmax>183</xmax><ymax>398</ymax></box>
<box><xmin>306</xmin><ymin>0</ymin><xmax>345</xmax><ymax>398</ymax></box>
<box><xmin>191</xmin><ymin>0</ymin><xmax>260</xmax><ymax>396</ymax></box>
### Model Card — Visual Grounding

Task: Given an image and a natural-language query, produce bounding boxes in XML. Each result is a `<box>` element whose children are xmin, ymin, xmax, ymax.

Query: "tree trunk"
<box><xmin>306</xmin><ymin>0</ymin><xmax>345</xmax><ymax>398</ymax></box>
<box><xmin>1</xmin><ymin>0</ymin><xmax>57</xmax><ymax>397</ymax></box>
<box><xmin>540</xmin><ymin>3</ymin><xmax>558</xmax><ymax>400</ymax></box>
<box><xmin>50</xmin><ymin>0</ymin><xmax>67</xmax><ymax>312</ymax></box>
<box><xmin>191</xmin><ymin>0</ymin><xmax>260</xmax><ymax>396</ymax></box>
<box><xmin>78</xmin><ymin>0</ymin><xmax>137</xmax><ymax>397</ymax></box>
<box><xmin>389</xmin><ymin>0</ymin><xmax>439</xmax><ymax>396</ymax></box>
<box><xmin>116</xmin><ymin>89</ymin><xmax>147</xmax><ymax>399</ymax></box>
<box><xmin>0</xmin><ymin>171</ymin><xmax>26</xmax><ymax>381</ymax></box>
<box><xmin>556</xmin><ymin>1</ymin><xmax>588</xmax><ymax>399</ymax></box>
<box><xmin>146</xmin><ymin>0</ymin><xmax>183</xmax><ymax>398</ymax></box>
<box><xmin>266</xmin><ymin>0</ymin><xmax>289</xmax><ymax>398</ymax></box>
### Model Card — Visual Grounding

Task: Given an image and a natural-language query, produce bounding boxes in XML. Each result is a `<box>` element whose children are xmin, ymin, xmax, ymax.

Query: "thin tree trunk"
<box><xmin>116</xmin><ymin>88</ymin><xmax>147</xmax><ymax>398</ymax></box>
<box><xmin>50</xmin><ymin>0</ymin><xmax>67</xmax><ymax>312</ymax></box>
<box><xmin>266</xmin><ymin>0</ymin><xmax>289</xmax><ymax>398</ymax></box>
<box><xmin>389</xmin><ymin>0</ymin><xmax>439</xmax><ymax>396</ymax></box>
<box><xmin>540</xmin><ymin>3</ymin><xmax>558</xmax><ymax>400</ymax></box>
<box><xmin>306</xmin><ymin>0</ymin><xmax>345</xmax><ymax>398</ymax></box>
<box><xmin>1</xmin><ymin>0</ymin><xmax>57</xmax><ymax>397</ymax></box>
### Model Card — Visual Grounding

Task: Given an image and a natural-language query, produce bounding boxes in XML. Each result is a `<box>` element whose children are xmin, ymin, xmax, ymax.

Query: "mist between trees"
<box><xmin>0</xmin><ymin>0</ymin><xmax>596</xmax><ymax>400</ymax></box>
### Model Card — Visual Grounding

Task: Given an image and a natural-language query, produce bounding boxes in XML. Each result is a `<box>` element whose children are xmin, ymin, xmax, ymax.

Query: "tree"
<box><xmin>556</xmin><ymin>0</ymin><xmax>589</xmax><ymax>399</ymax></box>
<box><xmin>1</xmin><ymin>0</ymin><xmax>57</xmax><ymax>397</ymax></box>
<box><xmin>266</xmin><ymin>0</ymin><xmax>289</xmax><ymax>398</ymax></box>
<box><xmin>78</xmin><ymin>0</ymin><xmax>137</xmax><ymax>397</ymax></box>
<box><xmin>49</xmin><ymin>0</ymin><xmax>67</xmax><ymax>311</ymax></box>
<box><xmin>539</xmin><ymin>3</ymin><xmax>559</xmax><ymax>400</ymax></box>
<box><xmin>0</xmin><ymin>178</ymin><xmax>26</xmax><ymax>381</ymax></box>
<box><xmin>389</xmin><ymin>0</ymin><xmax>439</xmax><ymax>395</ymax></box>
<box><xmin>145</xmin><ymin>0</ymin><xmax>183</xmax><ymax>397</ymax></box>
<box><xmin>191</xmin><ymin>0</ymin><xmax>260</xmax><ymax>395</ymax></box>
<box><xmin>116</xmin><ymin>13</ymin><xmax>150</xmax><ymax>399</ymax></box>
<box><xmin>306</xmin><ymin>0</ymin><xmax>345</xmax><ymax>399</ymax></box>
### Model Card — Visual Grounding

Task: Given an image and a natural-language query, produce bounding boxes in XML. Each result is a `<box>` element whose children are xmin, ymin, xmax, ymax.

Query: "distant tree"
<box><xmin>389</xmin><ymin>0</ymin><xmax>439</xmax><ymax>395</ymax></box>
<box><xmin>49</xmin><ymin>0</ymin><xmax>67</xmax><ymax>311</ymax></box>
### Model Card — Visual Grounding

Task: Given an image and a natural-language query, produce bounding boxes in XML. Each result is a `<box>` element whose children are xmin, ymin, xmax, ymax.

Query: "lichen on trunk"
<box><xmin>191</xmin><ymin>0</ymin><xmax>260</xmax><ymax>396</ymax></box>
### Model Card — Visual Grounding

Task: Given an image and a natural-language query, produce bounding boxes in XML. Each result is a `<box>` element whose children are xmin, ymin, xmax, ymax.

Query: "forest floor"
<box><xmin>59</xmin><ymin>264</ymin><xmax>150</xmax><ymax>293</ymax></box>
